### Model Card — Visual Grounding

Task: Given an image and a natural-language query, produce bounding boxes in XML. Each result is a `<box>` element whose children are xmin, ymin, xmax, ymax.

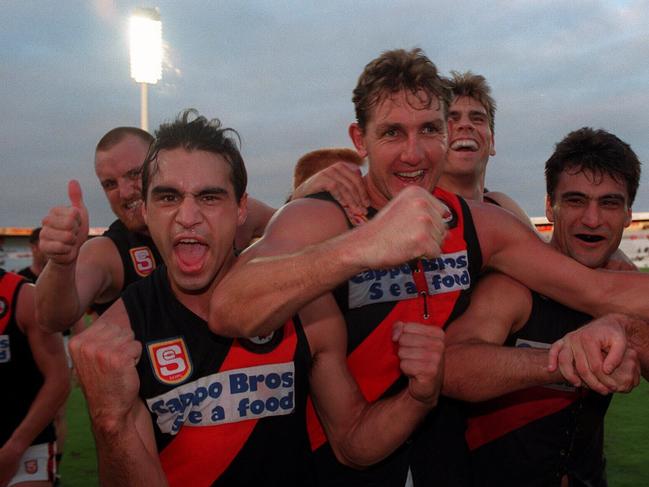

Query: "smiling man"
<box><xmin>207</xmin><ymin>48</ymin><xmax>649</xmax><ymax>487</ymax></box>
<box><xmin>69</xmin><ymin>111</ymin><xmax>445</xmax><ymax>487</ymax></box>
<box><xmin>443</xmin><ymin>127</ymin><xmax>649</xmax><ymax>486</ymax></box>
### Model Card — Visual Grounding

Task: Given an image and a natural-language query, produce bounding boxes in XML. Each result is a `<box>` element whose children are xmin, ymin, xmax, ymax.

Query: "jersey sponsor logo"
<box><xmin>239</xmin><ymin>328</ymin><xmax>284</xmax><ymax>354</ymax></box>
<box><xmin>0</xmin><ymin>297</ymin><xmax>7</xmax><ymax>319</ymax></box>
<box><xmin>147</xmin><ymin>337</ymin><xmax>193</xmax><ymax>385</ymax></box>
<box><xmin>0</xmin><ymin>335</ymin><xmax>10</xmax><ymax>363</ymax></box>
<box><xmin>146</xmin><ymin>362</ymin><xmax>295</xmax><ymax>435</ymax></box>
<box><xmin>24</xmin><ymin>459</ymin><xmax>38</xmax><ymax>474</ymax></box>
<box><xmin>515</xmin><ymin>338</ymin><xmax>576</xmax><ymax>392</ymax></box>
<box><xmin>348</xmin><ymin>250</ymin><xmax>470</xmax><ymax>308</ymax></box>
<box><xmin>129</xmin><ymin>246</ymin><xmax>156</xmax><ymax>277</ymax></box>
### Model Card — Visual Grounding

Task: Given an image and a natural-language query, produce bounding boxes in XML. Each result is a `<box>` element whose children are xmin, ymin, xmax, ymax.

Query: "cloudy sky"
<box><xmin>2</xmin><ymin>0</ymin><xmax>648</xmax><ymax>228</ymax></box>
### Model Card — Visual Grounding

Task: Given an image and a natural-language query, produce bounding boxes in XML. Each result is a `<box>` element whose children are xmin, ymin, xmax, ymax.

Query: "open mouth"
<box><xmin>395</xmin><ymin>170</ymin><xmax>425</xmax><ymax>182</ymax></box>
<box><xmin>575</xmin><ymin>234</ymin><xmax>605</xmax><ymax>243</ymax></box>
<box><xmin>124</xmin><ymin>200</ymin><xmax>142</xmax><ymax>211</ymax></box>
<box><xmin>450</xmin><ymin>139</ymin><xmax>478</xmax><ymax>152</ymax></box>
<box><xmin>174</xmin><ymin>238</ymin><xmax>208</xmax><ymax>271</ymax></box>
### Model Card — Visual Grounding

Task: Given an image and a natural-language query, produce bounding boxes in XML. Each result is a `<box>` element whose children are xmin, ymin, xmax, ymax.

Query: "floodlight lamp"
<box><xmin>129</xmin><ymin>7</ymin><xmax>162</xmax><ymax>84</ymax></box>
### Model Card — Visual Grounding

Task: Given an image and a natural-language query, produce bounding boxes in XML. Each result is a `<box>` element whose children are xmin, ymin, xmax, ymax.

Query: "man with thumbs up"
<box><xmin>37</xmin><ymin>128</ymin><xmax>162</xmax><ymax>331</ymax></box>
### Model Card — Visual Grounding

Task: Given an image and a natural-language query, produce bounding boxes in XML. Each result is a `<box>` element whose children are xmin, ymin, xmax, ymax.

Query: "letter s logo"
<box><xmin>147</xmin><ymin>337</ymin><xmax>193</xmax><ymax>385</ymax></box>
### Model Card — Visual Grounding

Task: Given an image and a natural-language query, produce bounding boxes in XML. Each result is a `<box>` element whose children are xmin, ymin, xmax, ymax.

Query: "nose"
<box><xmin>580</xmin><ymin>200</ymin><xmax>602</xmax><ymax>228</ymax></box>
<box><xmin>118</xmin><ymin>178</ymin><xmax>138</xmax><ymax>200</ymax></box>
<box><xmin>400</xmin><ymin>134</ymin><xmax>424</xmax><ymax>165</ymax></box>
<box><xmin>175</xmin><ymin>195</ymin><xmax>202</xmax><ymax>228</ymax></box>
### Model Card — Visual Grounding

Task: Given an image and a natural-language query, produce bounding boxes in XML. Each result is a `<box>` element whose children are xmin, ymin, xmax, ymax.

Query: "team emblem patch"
<box><xmin>129</xmin><ymin>246</ymin><xmax>156</xmax><ymax>277</ymax></box>
<box><xmin>0</xmin><ymin>335</ymin><xmax>10</xmax><ymax>363</ymax></box>
<box><xmin>239</xmin><ymin>328</ymin><xmax>284</xmax><ymax>354</ymax></box>
<box><xmin>0</xmin><ymin>297</ymin><xmax>7</xmax><ymax>319</ymax></box>
<box><xmin>147</xmin><ymin>337</ymin><xmax>193</xmax><ymax>385</ymax></box>
<box><xmin>438</xmin><ymin>200</ymin><xmax>458</xmax><ymax>229</ymax></box>
<box><xmin>24</xmin><ymin>459</ymin><xmax>38</xmax><ymax>475</ymax></box>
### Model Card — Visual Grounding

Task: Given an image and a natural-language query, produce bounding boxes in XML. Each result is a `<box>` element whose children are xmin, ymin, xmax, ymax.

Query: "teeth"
<box><xmin>126</xmin><ymin>200</ymin><xmax>142</xmax><ymax>210</ymax></box>
<box><xmin>451</xmin><ymin>139</ymin><xmax>478</xmax><ymax>150</ymax></box>
<box><xmin>396</xmin><ymin>170</ymin><xmax>424</xmax><ymax>178</ymax></box>
<box><xmin>178</xmin><ymin>239</ymin><xmax>200</xmax><ymax>244</ymax></box>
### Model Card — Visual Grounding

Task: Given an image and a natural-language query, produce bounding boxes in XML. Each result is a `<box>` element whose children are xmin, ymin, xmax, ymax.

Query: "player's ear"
<box><xmin>142</xmin><ymin>200</ymin><xmax>148</xmax><ymax>226</ymax></box>
<box><xmin>624</xmin><ymin>206</ymin><xmax>632</xmax><ymax>228</ymax></box>
<box><xmin>237</xmin><ymin>192</ymin><xmax>248</xmax><ymax>226</ymax></box>
<box><xmin>545</xmin><ymin>194</ymin><xmax>555</xmax><ymax>223</ymax></box>
<box><xmin>489</xmin><ymin>133</ymin><xmax>496</xmax><ymax>157</ymax></box>
<box><xmin>349</xmin><ymin>123</ymin><xmax>368</xmax><ymax>158</ymax></box>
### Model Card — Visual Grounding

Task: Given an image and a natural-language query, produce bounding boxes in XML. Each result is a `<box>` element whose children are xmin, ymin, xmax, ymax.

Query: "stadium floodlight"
<box><xmin>129</xmin><ymin>7</ymin><xmax>162</xmax><ymax>131</ymax></box>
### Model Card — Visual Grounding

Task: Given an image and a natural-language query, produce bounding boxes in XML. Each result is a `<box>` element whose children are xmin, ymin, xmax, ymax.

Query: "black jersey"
<box><xmin>16</xmin><ymin>266</ymin><xmax>37</xmax><ymax>283</ymax></box>
<box><xmin>306</xmin><ymin>188</ymin><xmax>482</xmax><ymax>487</ymax></box>
<box><xmin>0</xmin><ymin>269</ymin><xmax>56</xmax><ymax>446</ymax></box>
<box><xmin>122</xmin><ymin>267</ymin><xmax>314</xmax><ymax>487</ymax></box>
<box><xmin>466</xmin><ymin>292</ymin><xmax>610</xmax><ymax>487</ymax></box>
<box><xmin>92</xmin><ymin>219</ymin><xmax>161</xmax><ymax>315</ymax></box>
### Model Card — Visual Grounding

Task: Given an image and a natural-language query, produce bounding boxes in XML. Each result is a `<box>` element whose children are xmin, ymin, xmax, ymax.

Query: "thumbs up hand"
<box><xmin>40</xmin><ymin>180</ymin><xmax>90</xmax><ymax>265</ymax></box>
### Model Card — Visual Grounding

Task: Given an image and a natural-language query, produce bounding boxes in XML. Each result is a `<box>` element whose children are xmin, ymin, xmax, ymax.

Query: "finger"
<box><xmin>68</xmin><ymin>180</ymin><xmax>85</xmax><ymax>209</ymax></box>
<box><xmin>602</xmin><ymin>333</ymin><xmax>626</xmax><ymax>375</ymax></box>
<box><xmin>572</xmin><ymin>340</ymin><xmax>613</xmax><ymax>394</ymax></box>
<box><xmin>336</xmin><ymin>163</ymin><xmax>369</xmax><ymax>208</ymax></box>
<box><xmin>556</xmin><ymin>345</ymin><xmax>581</xmax><ymax>387</ymax></box>
<box><xmin>392</xmin><ymin>321</ymin><xmax>405</xmax><ymax>342</ymax></box>
<box><xmin>547</xmin><ymin>339</ymin><xmax>564</xmax><ymax>372</ymax></box>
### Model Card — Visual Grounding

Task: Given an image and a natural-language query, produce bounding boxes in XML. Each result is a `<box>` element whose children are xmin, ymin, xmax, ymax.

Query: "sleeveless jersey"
<box><xmin>465</xmin><ymin>292</ymin><xmax>610</xmax><ymax>486</ymax></box>
<box><xmin>123</xmin><ymin>267</ymin><xmax>314</xmax><ymax>487</ymax></box>
<box><xmin>93</xmin><ymin>219</ymin><xmax>161</xmax><ymax>315</ymax></box>
<box><xmin>0</xmin><ymin>269</ymin><xmax>56</xmax><ymax>446</ymax></box>
<box><xmin>306</xmin><ymin>187</ymin><xmax>483</xmax><ymax>486</ymax></box>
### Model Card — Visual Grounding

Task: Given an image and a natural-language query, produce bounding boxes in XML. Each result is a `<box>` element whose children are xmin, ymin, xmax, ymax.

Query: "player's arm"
<box><xmin>304</xmin><ymin>294</ymin><xmax>443</xmax><ymax>468</ymax></box>
<box><xmin>37</xmin><ymin>180</ymin><xmax>124</xmax><ymax>332</ymax></box>
<box><xmin>37</xmin><ymin>236</ymin><xmax>123</xmax><ymax>332</ymax></box>
<box><xmin>210</xmin><ymin>185</ymin><xmax>448</xmax><ymax>338</ymax></box>
<box><xmin>0</xmin><ymin>284</ymin><xmax>70</xmax><ymax>484</ymax></box>
<box><xmin>483</xmin><ymin>191</ymin><xmax>535</xmax><ymax>230</ymax></box>
<box><xmin>69</xmin><ymin>301</ymin><xmax>167</xmax><ymax>487</ymax></box>
<box><xmin>443</xmin><ymin>272</ymin><xmax>567</xmax><ymax>401</ymax></box>
<box><xmin>471</xmin><ymin>201</ymin><xmax>649</xmax><ymax>319</ymax></box>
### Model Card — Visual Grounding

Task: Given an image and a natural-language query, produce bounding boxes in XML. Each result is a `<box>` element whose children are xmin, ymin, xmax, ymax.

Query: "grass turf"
<box><xmin>59</xmin><ymin>382</ymin><xmax>648</xmax><ymax>485</ymax></box>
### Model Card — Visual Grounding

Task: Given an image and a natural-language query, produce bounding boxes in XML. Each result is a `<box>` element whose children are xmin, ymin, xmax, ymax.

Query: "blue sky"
<box><xmin>2</xmin><ymin>0</ymin><xmax>648</xmax><ymax>227</ymax></box>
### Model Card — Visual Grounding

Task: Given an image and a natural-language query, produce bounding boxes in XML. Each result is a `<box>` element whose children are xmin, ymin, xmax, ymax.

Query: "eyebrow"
<box><xmin>151</xmin><ymin>185</ymin><xmax>229</xmax><ymax>196</ymax></box>
<box><xmin>560</xmin><ymin>191</ymin><xmax>626</xmax><ymax>201</ymax></box>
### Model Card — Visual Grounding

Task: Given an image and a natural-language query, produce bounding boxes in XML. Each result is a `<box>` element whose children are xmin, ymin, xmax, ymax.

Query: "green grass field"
<box><xmin>59</xmin><ymin>381</ymin><xmax>649</xmax><ymax>485</ymax></box>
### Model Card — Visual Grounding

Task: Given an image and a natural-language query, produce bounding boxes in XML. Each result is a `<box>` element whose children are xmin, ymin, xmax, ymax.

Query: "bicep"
<box><xmin>239</xmin><ymin>198</ymin><xmax>350</xmax><ymax>259</ymax></box>
<box><xmin>302</xmin><ymin>294</ymin><xmax>365</xmax><ymax>441</ymax></box>
<box><xmin>445</xmin><ymin>272</ymin><xmax>531</xmax><ymax>345</ymax></box>
<box><xmin>75</xmin><ymin>237</ymin><xmax>124</xmax><ymax>307</ymax></box>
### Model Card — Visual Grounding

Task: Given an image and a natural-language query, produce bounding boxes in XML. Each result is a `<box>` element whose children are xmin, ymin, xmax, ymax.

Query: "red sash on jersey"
<box><xmin>465</xmin><ymin>386</ymin><xmax>585</xmax><ymax>450</ymax></box>
<box><xmin>307</xmin><ymin>188</ymin><xmax>469</xmax><ymax>451</ymax></box>
<box><xmin>160</xmin><ymin>321</ymin><xmax>298</xmax><ymax>487</ymax></box>
<box><xmin>0</xmin><ymin>271</ymin><xmax>24</xmax><ymax>334</ymax></box>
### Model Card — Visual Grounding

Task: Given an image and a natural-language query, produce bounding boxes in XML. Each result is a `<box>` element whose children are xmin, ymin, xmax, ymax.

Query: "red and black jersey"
<box><xmin>306</xmin><ymin>188</ymin><xmax>482</xmax><ymax>487</ymax></box>
<box><xmin>466</xmin><ymin>292</ymin><xmax>610</xmax><ymax>487</ymax></box>
<box><xmin>92</xmin><ymin>219</ymin><xmax>162</xmax><ymax>315</ymax></box>
<box><xmin>123</xmin><ymin>266</ymin><xmax>314</xmax><ymax>487</ymax></box>
<box><xmin>0</xmin><ymin>269</ymin><xmax>56</xmax><ymax>446</ymax></box>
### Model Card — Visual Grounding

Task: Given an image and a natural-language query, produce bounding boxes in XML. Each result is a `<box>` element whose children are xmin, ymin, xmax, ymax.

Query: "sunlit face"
<box><xmin>546</xmin><ymin>168</ymin><xmax>631</xmax><ymax>269</ymax></box>
<box><xmin>143</xmin><ymin>148</ymin><xmax>247</xmax><ymax>296</ymax></box>
<box><xmin>95</xmin><ymin>135</ymin><xmax>150</xmax><ymax>232</ymax></box>
<box><xmin>349</xmin><ymin>90</ymin><xmax>448</xmax><ymax>208</ymax></box>
<box><xmin>446</xmin><ymin>96</ymin><xmax>495</xmax><ymax>181</ymax></box>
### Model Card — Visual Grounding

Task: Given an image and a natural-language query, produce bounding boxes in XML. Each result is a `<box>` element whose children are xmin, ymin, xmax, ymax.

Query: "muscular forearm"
<box><xmin>444</xmin><ymin>343</ymin><xmax>563</xmax><ymax>401</ymax></box>
<box><xmin>36</xmin><ymin>261</ymin><xmax>84</xmax><ymax>332</ymax></box>
<box><xmin>210</xmin><ymin>232</ymin><xmax>367</xmax><ymax>337</ymax></box>
<box><xmin>94</xmin><ymin>417</ymin><xmax>167</xmax><ymax>487</ymax></box>
<box><xmin>335</xmin><ymin>389</ymin><xmax>432</xmax><ymax>468</ymax></box>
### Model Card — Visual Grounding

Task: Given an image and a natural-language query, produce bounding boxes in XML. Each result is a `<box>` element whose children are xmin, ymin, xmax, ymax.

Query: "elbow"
<box><xmin>208</xmin><ymin>297</ymin><xmax>258</xmax><ymax>338</ymax></box>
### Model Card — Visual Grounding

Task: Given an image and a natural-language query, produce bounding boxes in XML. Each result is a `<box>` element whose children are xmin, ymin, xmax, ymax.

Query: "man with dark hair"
<box><xmin>208</xmin><ymin>48</ymin><xmax>649</xmax><ymax>486</ymax></box>
<box><xmin>70</xmin><ymin>110</ymin><xmax>444</xmax><ymax>487</ymax></box>
<box><xmin>444</xmin><ymin>127</ymin><xmax>648</xmax><ymax>486</ymax></box>
<box><xmin>17</xmin><ymin>228</ymin><xmax>46</xmax><ymax>283</ymax></box>
<box><xmin>0</xmin><ymin>269</ymin><xmax>69</xmax><ymax>487</ymax></box>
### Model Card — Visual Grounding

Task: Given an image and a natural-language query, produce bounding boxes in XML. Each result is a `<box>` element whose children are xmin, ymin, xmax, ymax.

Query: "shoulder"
<box><xmin>243</xmin><ymin>197</ymin><xmax>350</xmax><ymax>258</ymax></box>
<box><xmin>483</xmin><ymin>191</ymin><xmax>533</xmax><ymax>228</ymax></box>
